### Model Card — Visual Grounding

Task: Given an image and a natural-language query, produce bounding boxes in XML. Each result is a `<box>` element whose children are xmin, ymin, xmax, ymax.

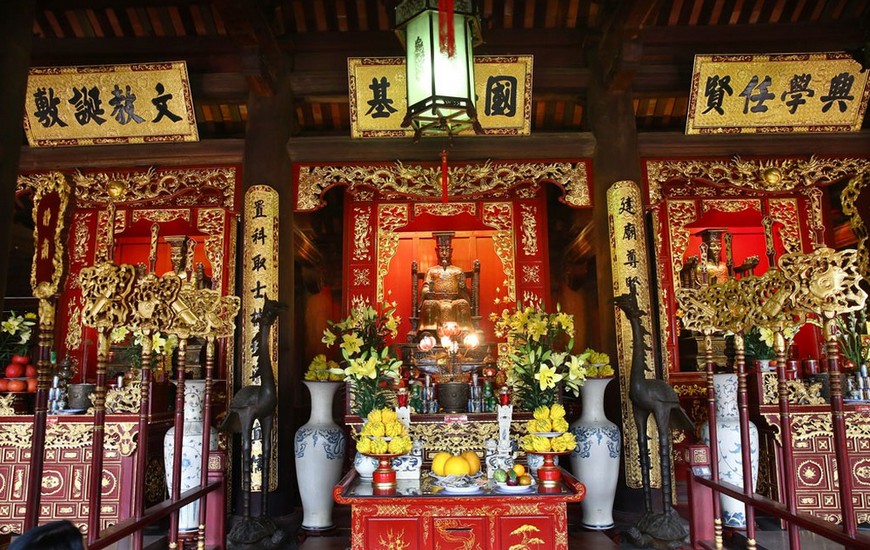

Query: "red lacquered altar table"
<box><xmin>333</xmin><ymin>469</ymin><xmax>585</xmax><ymax>549</ymax></box>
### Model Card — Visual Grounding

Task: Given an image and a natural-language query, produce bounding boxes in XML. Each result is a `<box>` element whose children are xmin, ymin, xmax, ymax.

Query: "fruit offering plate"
<box><xmin>531</xmin><ymin>431</ymin><xmax>563</xmax><ymax>438</ymax></box>
<box><xmin>494</xmin><ymin>479</ymin><xmax>537</xmax><ymax>494</ymax></box>
<box><xmin>429</xmin><ymin>472</ymin><xmax>485</xmax><ymax>494</ymax></box>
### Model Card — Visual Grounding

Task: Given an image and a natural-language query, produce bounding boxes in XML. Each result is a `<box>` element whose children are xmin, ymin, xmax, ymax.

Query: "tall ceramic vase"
<box><xmin>700</xmin><ymin>373</ymin><xmax>759</xmax><ymax>528</ymax></box>
<box><xmin>163</xmin><ymin>379</ymin><xmax>218</xmax><ymax>532</ymax></box>
<box><xmin>569</xmin><ymin>377</ymin><xmax>621</xmax><ymax>530</ymax></box>
<box><xmin>294</xmin><ymin>381</ymin><xmax>347</xmax><ymax>532</ymax></box>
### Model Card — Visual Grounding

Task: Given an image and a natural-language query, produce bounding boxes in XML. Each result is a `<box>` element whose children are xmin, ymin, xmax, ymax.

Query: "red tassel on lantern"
<box><xmin>438</xmin><ymin>0</ymin><xmax>455</xmax><ymax>57</ymax></box>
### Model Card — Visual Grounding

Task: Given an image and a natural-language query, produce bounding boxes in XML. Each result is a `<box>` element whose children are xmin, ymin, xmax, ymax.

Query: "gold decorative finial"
<box><xmin>106</xmin><ymin>179</ymin><xmax>128</xmax><ymax>201</ymax></box>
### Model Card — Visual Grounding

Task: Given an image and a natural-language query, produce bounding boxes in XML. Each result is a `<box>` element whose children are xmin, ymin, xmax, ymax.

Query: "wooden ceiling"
<box><xmin>25</xmin><ymin>0</ymin><xmax>870</xmax><ymax>142</ymax></box>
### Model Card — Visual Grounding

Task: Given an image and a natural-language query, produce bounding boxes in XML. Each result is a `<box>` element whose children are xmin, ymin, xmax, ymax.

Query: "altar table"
<box><xmin>333</xmin><ymin>468</ymin><xmax>586</xmax><ymax>549</ymax></box>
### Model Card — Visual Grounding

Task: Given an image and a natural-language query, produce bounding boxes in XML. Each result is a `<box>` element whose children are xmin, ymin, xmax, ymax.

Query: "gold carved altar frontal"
<box><xmin>607</xmin><ymin>180</ymin><xmax>662</xmax><ymax>489</ymax></box>
<box><xmin>24</xmin><ymin>61</ymin><xmax>198</xmax><ymax>147</ymax></box>
<box><xmin>686</xmin><ymin>53</ymin><xmax>869</xmax><ymax>134</ymax></box>
<box><xmin>348</xmin><ymin>56</ymin><xmax>532</xmax><ymax>138</ymax></box>
<box><xmin>242</xmin><ymin>186</ymin><xmax>279</xmax><ymax>492</ymax></box>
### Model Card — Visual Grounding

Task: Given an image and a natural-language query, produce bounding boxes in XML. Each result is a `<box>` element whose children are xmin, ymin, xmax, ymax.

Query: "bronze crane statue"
<box><xmin>614</xmin><ymin>283</ymin><xmax>693</xmax><ymax>549</ymax></box>
<box><xmin>221</xmin><ymin>297</ymin><xmax>285</xmax><ymax>549</ymax></box>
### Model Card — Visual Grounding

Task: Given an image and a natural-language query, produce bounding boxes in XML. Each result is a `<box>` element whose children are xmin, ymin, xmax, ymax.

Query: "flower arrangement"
<box><xmin>355</xmin><ymin>408</ymin><xmax>413</xmax><ymax>455</ymax></box>
<box><xmin>835</xmin><ymin>308</ymin><xmax>869</xmax><ymax>367</ymax></box>
<box><xmin>303</xmin><ymin>353</ymin><xmax>343</xmax><ymax>381</ymax></box>
<box><xmin>583</xmin><ymin>348</ymin><xmax>614</xmax><ymax>378</ymax></box>
<box><xmin>743</xmin><ymin>326</ymin><xmax>776</xmax><ymax>361</ymax></box>
<box><xmin>492</xmin><ymin>305</ymin><xmax>588</xmax><ymax>410</ymax></box>
<box><xmin>323</xmin><ymin>302</ymin><xmax>403</xmax><ymax>417</ymax></box>
<box><xmin>520</xmin><ymin>404</ymin><xmax>577</xmax><ymax>453</ymax></box>
<box><xmin>109</xmin><ymin>326</ymin><xmax>179</xmax><ymax>370</ymax></box>
<box><xmin>0</xmin><ymin>311</ymin><xmax>36</xmax><ymax>364</ymax></box>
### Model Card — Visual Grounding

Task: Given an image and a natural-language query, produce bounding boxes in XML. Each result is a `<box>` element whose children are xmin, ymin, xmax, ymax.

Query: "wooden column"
<box><xmin>586</xmin><ymin>39</ymin><xmax>646</xmax><ymax>510</ymax></box>
<box><xmin>586</xmin><ymin>74</ymin><xmax>643</xmax><ymax>370</ymax></box>
<box><xmin>0</xmin><ymin>0</ymin><xmax>34</xmax><ymax>311</ymax></box>
<box><xmin>241</xmin><ymin>69</ymin><xmax>297</xmax><ymax>517</ymax></box>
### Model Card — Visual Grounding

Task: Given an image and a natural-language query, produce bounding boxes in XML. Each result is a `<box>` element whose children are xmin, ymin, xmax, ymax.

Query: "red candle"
<box><xmin>498</xmin><ymin>386</ymin><xmax>510</xmax><ymax>406</ymax></box>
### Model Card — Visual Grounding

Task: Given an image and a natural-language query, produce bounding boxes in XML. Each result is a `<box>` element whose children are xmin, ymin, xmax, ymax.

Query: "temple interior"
<box><xmin>1</xmin><ymin>1</ymin><xmax>870</xmax><ymax>549</ymax></box>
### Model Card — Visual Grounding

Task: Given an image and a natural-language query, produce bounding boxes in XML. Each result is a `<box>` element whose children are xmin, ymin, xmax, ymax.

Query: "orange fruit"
<box><xmin>431</xmin><ymin>452</ymin><xmax>452</xmax><ymax>476</ymax></box>
<box><xmin>460</xmin><ymin>451</ymin><xmax>481</xmax><ymax>475</ymax></box>
<box><xmin>6</xmin><ymin>379</ymin><xmax>26</xmax><ymax>392</ymax></box>
<box><xmin>518</xmin><ymin>474</ymin><xmax>532</xmax><ymax>486</ymax></box>
<box><xmin>444</xmin><ymin>455</ymin><xmax>471</xmax><ymax>476</ymax></box>
<box><xmin>512</xmin><ymin>463</ymin><xmax>526</xmax><ymax>477</ymax></box>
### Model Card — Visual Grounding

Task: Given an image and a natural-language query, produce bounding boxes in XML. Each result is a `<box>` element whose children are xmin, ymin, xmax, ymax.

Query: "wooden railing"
<box><xmin>678</xmin><ymin>246</ymin><xmax>869</xmax><ymax>550</ymax></box>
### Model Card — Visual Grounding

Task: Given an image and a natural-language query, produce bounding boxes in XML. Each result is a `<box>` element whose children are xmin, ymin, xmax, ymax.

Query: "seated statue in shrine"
<box><xmin>680</xmin><ymin>228</ymin><xmax>729</xmax><ymax>288</ymax></box>
<box><xmin>680</xmin><ymin>227</ymin><xmax>761</xmax><ymax>288</ymax></box>
<box><xmin>417</xmin><ymin>232</ymin><xmax>475</xmax><ymax>335</ymax></box>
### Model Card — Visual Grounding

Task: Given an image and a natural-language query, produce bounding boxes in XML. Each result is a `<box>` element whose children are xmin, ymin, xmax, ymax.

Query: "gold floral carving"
<box><xmin>79</xmin><ymin>262</ymin><xmax>137</xmax><ymax>329</ymax></box>
<box><xmin>701</xmin><ymin>199</ymin><xmax>761</xmax><ymax>214</ymax></box>
<box><xmin>95</xmin><ymin>209</ymin><xmax>126</xmax><ymax>263</ymax></box>
<box><xmin>522</xmin><ymin>265</ymin><xmax>541</xmax><ymax>284</ymax></box>
<box><xmin>104</xmin><ymin>381</ymin><xmax>142</xmax><ymax>413</ymax></box>
<box><xmin>780</xmin><ymin>247</ymin><xmax>868</xmax><ymax>319</ymax></box>
<box><xmin>295</xmin><ymin>161</ymin><xmax>590</xmax><ymax>211</ymax></box>
<box><xmin>666</xmin><ymin>200</ymin><xmax>698</xmax><ymax>287</ymax></box>
<box><xmin>353</xmin><ymin>269</ymin><xmax>370</xmax><ymax>287</ymax></box>
<box><xmin>0</xmin><ymin>395</ymin><xmax>15</xmax><ymax>416</ymax></box>
<box><xmin>767</xmin><ymin>199</ymin><xmax>802</xmax><ymax>253</ymax></box>
<box><xmin>197</xmin><ymin>208</ymin><xmax>227</xmax><ymax>292</ymax></box>
<box><xmin>0</xmin><ymin>421</ymin><xmax>137</xmax><ymax>454</ymax></box>
<box><xmin>71</xmin><ymin>167</ymin><xmax>236</xmax><ymax>209</ymax></box>
<box><xmin>73</xmin><ymin>212</ymin><xmax>92</xmax><ymax>264</ymax></box>
<box><xmin>353</xmin><ymin>206</ymin><xmax>373</xmax><ymax>262</ymax></box>
<box><xmin>65</xmin><ymin>300</ymin><xmax>83</xmax><ymax>351</ymax></box>
<box><xmin>17</xmin><ymin>171</ymin><xmax>72</xmax><ymax>299</ymax></box>
<box><xmin>790</xmin><ymin>411</ymin><xmax>870</xmax><ymax>441</ymax></box>
<box><xmin>672</xmin><ymin>382</ymin><xmax>707</xmax><ymax>398</ymax></box>
<box><xmin>482</xmin><ymin>203</ymin><xmax>516</xmax><ymax>303</ymax></box>
<box><xmin>520</xmin><ymin>204</ymin><xmax>538</xmax><ymax>256</ymax></box>
<box><xmin>652</xmin><ymin>214</ymin><xmax>673</xmax><ymax>372</ymax></box>
<box><xmin>646</xmin><ymin>157</ymin><xmax>870</xmax><ymax>206</ymax></box>
<box><xmin>841</xmin><ymin>173</ymin><xmax>869</xmax><ymax>278</ymax></box>
<box><xmin>375</xmin><ymin>204</ymin><xmax>409</xmax><ymax>304</ymax></box>
<box><xmin>132</xmin><ymin>209</ymin><xmax>190</xmax><ymax>224</ymax></box>
<box><xmin>413</xmin><ymin>202</ymin><xmax>476</xmax><ymax>217</ymax></box>
<box><xmin>349</xmin><ymin>418</ymin><xmax>528</xmax><ymax>456</ymax></box>
<box><xmin>760</xmin><ymin>373</ymin><xmax>825</xmax><ymax>405</ymax></box>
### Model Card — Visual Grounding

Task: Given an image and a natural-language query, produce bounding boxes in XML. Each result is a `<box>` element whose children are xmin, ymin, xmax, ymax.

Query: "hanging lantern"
<box><xmin>395</xmin><ymin>0</ymin><xmax>483</xmax><ymax>140</ymax></box>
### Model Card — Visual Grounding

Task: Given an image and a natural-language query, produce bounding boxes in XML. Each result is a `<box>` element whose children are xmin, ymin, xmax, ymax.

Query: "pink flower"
<box><xmin>417</xmin><ymin>335</ymin><xmax>436</xmax><ymax>352</ymax></box>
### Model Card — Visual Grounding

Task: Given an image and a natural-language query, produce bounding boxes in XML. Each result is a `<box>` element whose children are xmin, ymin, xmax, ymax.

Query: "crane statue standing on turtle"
<box><xmin>613</xmin><ymin>282</ymin><xmax>696</xmax><ymax>549</ymax></box>
<box><xmin>220</xmin><ymin>297</ymin><xmax>286</xmax><ymax>549</ymax></box>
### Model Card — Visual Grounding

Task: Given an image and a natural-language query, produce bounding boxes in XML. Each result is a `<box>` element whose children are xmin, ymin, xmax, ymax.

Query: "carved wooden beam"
<box><xmin>593</xmin><ymin>0</ymin><xmax>663</xmax><ymax>91</ymax></box>
<box><xmin>211</xmin><ymin>0</ymin><xmax>286</xmax><ymax>96</ymax></box>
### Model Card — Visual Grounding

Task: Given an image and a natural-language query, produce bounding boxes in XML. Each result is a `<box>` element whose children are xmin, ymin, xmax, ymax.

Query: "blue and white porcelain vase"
<box><xmin>569</xmin><ymin>377</ymin><xmax>621</xmax><ymax>530</ymax></box>
<box><xmin>700</xmin><ymin>373</ymin><xmax>759</xmax><ymax>528</ymax></box>
<box><xmin>294</xmin><ymin>381</ymin><xmax>347</xmax><ymax>532</ymax></box>
<box><xmin>163</xmin><ymin>379</ymin><xmax>218</xmax><ymax>532</ymax></box>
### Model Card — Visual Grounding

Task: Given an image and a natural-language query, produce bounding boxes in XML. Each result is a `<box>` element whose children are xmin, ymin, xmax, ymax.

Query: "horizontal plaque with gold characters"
<box><xmin>348</xmin><ymin>55</ymin><xmax>532</xmax><ymax>138</ymax></box>
<box><xmin>24</xmin><ymin>61</ymin><xmax>198</xmax><ymax>147</ymax></box>
<box><xmin>686</xmin><ymin>52</ymin><xmax>869</xmax><ymax>134</ymax></box>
